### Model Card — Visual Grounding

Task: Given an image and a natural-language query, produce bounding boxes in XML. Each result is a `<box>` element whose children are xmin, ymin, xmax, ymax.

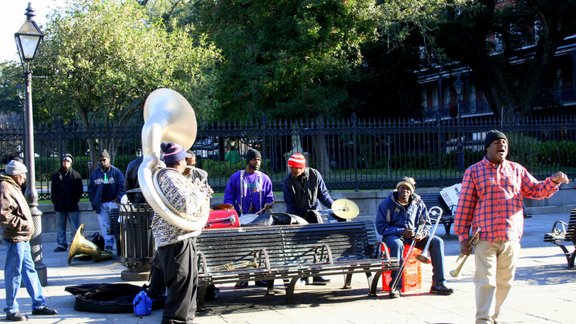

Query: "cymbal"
<box><xmin>331</xmin><ymin>199</ymin><xmax>359</xmax><ymax>219</ymax></box>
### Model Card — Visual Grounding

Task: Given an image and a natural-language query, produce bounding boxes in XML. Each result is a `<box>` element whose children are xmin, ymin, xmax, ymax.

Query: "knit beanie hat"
<box><xmin>396</xmin><ymin>176</ymin><xmax>416</xmax><ymax>192</ymax></box>
<box><xmin>100</xmin><ymin>149</ymin><xmax>110</xmax><ymax>159</ymax></box>
<box><xmin>288</xmin><ymin>153</ymin><xmax>306</xmax><ymax>168</ymax></box>
<box><xmin>246</xmin><ymin>148</ymin><xmax>261</xmax><ymax>164</ymax></box>
<box><xmin>484</xmin><ymin>130</ymin><xmax>507</xmax><ymax>149</ymax></box>
<box><xmin>161</xmin><ymin>142</ymin><xmax>187</xmax><ymax>165</ymax></box>
<box><xmin>5</xmin><ymin>160</ymin><xmax>28</xmax><ymax>176</ymax></box>
<box><xmin>62</xmin><ymin>153</ymin><xmax>74</xmax><ymax>163</ymax></box>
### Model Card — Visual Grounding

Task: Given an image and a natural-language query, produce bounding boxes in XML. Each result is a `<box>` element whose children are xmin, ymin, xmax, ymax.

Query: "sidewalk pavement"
<box><xmin>1</xmin><ymin>212</ymin><xmax>575</xmax><ymax>324</ymax></box>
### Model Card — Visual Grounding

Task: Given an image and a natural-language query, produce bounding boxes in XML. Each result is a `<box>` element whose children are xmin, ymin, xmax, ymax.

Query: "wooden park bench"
<box><xmin>419</xmin><ymin>193</ymin><xmax>455</xmax><ymax>235</ymax></box>
<box><xmin>543</xmin><ymin>208</ymin><xmax>576</xmax><ymax>269</ymax></box>
<box><xmin>195</xmin><ymin>221</ymin><xmax>399</xmax><ymax>306</ymax></box>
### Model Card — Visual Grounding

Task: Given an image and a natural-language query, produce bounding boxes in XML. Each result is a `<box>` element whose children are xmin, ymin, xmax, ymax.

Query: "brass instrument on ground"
<box><xmin>389</xmin><ymin>221</ymin><xmax>426</xmax><ymax>292</ymax></box>
<box><xmin>209</xmin><ymin>260</ymin><xmax>258</xmax><ymax>272</ymax></box>
<box><xmin>138</xmin><ymin>88</ymin><xmax>208</xmax><ymax>231</ymax></box>
<box><xmin>68</xmin><ymin>224</ymin><xmax>113</xmax><ymax>265</ymax></box>
<box><xmin>450</xmin><ymin>227</ymin><xmax>482</xmax><ymax>278</ymax></box>
<box><xmin>415</xmin><ymin>206</ymin><xmax>443</xmax><ymax>264</ymax></box>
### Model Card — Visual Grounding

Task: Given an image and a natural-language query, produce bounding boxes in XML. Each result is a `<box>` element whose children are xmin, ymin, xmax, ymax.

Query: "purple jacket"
<box><xmin>223</xmin><ymin>170</ymin><xmax>274</xmax><ymax>215</ymax></box>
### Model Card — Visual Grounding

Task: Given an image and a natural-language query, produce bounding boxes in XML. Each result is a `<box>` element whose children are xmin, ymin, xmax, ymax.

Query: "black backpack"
<box><xmin>91</xmin><ymin>232</ymin><xmax>105</xmax><ymax>251</ymax></box>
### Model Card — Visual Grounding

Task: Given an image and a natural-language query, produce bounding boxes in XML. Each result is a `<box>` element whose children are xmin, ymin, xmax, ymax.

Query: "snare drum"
<box><xmin>239</xmin><ymin>213</ymin><xmax>260</xmax><ymax>226</ymax></box>
<box><xmin>204</xmin><ymin>209</ymin><xmax>240</xmax><ymax>229</ymax></box>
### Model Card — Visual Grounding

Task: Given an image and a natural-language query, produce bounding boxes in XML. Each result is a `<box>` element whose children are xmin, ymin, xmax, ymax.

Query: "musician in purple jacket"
<box><xmin>223</xmin><ymin>148</ymin><xmax>274</xmax><ymax>218</ymax></box>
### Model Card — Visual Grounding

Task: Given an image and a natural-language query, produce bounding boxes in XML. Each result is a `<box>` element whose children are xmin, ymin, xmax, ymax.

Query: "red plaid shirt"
<box><xmin>454</xmin><ymin>157</ymin><xmax>559</xmax><ymax>242</ymax></box>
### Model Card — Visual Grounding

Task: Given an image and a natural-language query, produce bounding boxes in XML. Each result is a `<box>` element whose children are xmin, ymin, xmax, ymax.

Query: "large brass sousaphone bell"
<box><xmin>68</xmin><ymin>224</ymin><xmax>113</xmax><ymax>265</ymax></box>
<box><xmin>138</xmin><ymin>88</ymin><xmax>209</xmax><ymax>231</ymax></box>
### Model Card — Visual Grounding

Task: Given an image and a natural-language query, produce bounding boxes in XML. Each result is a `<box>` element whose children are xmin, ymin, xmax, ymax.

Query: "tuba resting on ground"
<box><xmin>137</xmin><ymin>88</ymin><xmax>208</xmax><ymax>231</ymax></box>
<box><xmin>68</xmin><ymin>224</ymin><xmax>113</xmax><ymax>265</ymax></box>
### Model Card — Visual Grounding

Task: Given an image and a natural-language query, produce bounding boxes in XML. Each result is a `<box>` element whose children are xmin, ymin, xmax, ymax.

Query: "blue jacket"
<box><xmin>375</xmin><ymin>191</ymin><xmax>431</xmax><ymax>239</ymax></box>
<box><xmin>88</xmin><ymin>165</ymin><xmax>125</xmax><ymax>213</ymax></box>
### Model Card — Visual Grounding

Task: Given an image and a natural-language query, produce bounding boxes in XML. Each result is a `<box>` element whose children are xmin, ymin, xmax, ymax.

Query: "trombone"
<box><xmin>389</xmin><ymin>221</ymin><xmax>426</xmax><ymax>292</ymax></box>
<box><xmin>450</xmin><ymin>227</ymin><xmax>481</xmax><ymax>278</ymax></box>
<box><xmin>415</xmin><ymin>206</ymin><xmax>443</xmax><ymax>264</ymax></box>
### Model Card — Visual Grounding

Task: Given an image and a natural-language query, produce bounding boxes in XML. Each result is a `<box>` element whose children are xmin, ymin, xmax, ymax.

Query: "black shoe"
<box><xmin>31</xmin><ymin>307</ymin><xmax>58</xmax><ymax>315</ymax></box>
<box><xmin>54</xmin><ymin>246</ymin><xmax>67</xmax><ymax>252</ymax></box>
<box><xmin>311</xmin><ymin>276</ymin><xmax>330</xmax><ymax>285</ymax></box>
<box><xmin>430</xmin><ymin>285</ymin><xmax>453</xmax><ymax>295</ymax></box>
<box><xmin>255</xmin><ymin>280</ymin><xmax>268</xmax><ymax>287</ymax></box>
<box><xmin>389</xmin><ymin>289</ymin><xmax>401</xmax><ymax>299</ymax></box>
<box><xmin>5</xmin><ymin>312</ymin><xmax>27</xmax><ymax>321</ymax></box>
<box><xmin>234</xmin><ymin>281</ymin><xmax>249</xmax><ymax>289</ymax></box>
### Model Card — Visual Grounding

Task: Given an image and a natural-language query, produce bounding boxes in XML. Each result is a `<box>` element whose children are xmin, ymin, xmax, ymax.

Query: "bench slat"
<box><xmin>196</xmin><ymin>220</ymin><xmax>399</xmax><ymax>305</ymax></box>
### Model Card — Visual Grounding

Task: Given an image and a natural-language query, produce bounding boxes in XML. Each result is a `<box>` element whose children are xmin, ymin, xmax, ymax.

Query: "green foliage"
<box><xmin>506</xmin><ymin>132</ymin><xmax>541</xmax><ymax>168</ymax></box>
<box><xmin>200</xmin><ymin>159</ymin><xmax>244</xmax><ymax>178</ymax></box>
<box><xmin>181</xmin><ymin>0</ymin><xmax>379</xmax><ymax>120</ymax></box>
<box><xmin>536</xmin><ymin>141</ymin><xmax>576</xmax><ymax>169</ymax></box>
<box><xmin>0</xmin><ymin>63</ymin><xmax>24</xmax><ymax>116</ymax></box>
<box><xmin>34</xmin><ymin>0</ymin><xmax>222</xmax><ymax>127</ymax></box>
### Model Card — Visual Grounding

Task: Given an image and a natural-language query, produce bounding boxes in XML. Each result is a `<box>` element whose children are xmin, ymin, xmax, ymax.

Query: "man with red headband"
<box><xmin>282</xmin><ymin>153</ymin><xmax>340</xmax><ymax>284</ymax></box>
<box><xmin>282</xmin><ymin>153</ymin><xmax>338</xmax><ymax>222</ymax></box>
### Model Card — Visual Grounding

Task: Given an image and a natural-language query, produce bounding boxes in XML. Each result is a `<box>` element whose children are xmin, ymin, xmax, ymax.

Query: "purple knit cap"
<box><xmin>161</xmin><ymin>142</ymin><xmax>186</xmax><ymax>165</ymax></box>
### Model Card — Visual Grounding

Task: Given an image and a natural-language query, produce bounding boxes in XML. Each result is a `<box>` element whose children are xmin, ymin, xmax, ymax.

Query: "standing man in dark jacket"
<box><xmin>1</xmin><ymin>160</ymin><xmax>58</xmax><ymax>321</ymax></box>
<box><xmin>51</xmin><ymin>153</ymin><xmax>83</xmax><ymax>252</ymax></box>
<box><xmin>88</xmin><ymin>149</ymin><xmax>125</xmax><ymax>252</ymax></box>
<box><xmin>282</xmin><ymin>153</ymin><xmax>339</xmax><ymax>223</ymax></box>
<box><xmin>282</xmin><ymin>153</ymin><xmax>337</xmax><ymax>285</ymax></box>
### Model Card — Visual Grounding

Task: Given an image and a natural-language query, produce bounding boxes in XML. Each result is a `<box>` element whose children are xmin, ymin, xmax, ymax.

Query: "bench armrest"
<box><xmin>550</xmin><ymin>220</ymin><xmax>568</xmax><ymax>236</ymax></box>
<box><xmin>375</xmin><ymin>242</ymin><xmax>391</xmax><ymax>261</ymax></box>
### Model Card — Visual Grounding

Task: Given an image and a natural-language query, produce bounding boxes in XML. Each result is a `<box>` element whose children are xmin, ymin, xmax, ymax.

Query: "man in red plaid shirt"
<box><xmin>454</xmin><ymin>130</ymin><xmax>569</xmax><ymax>324</ymax></box>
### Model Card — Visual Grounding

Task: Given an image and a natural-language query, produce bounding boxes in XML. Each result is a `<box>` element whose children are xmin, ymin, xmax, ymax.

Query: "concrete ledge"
<box><xmin>37</xmin><ymin>186</ymin><xmax>576</xmax><ymax>243</ymax></box>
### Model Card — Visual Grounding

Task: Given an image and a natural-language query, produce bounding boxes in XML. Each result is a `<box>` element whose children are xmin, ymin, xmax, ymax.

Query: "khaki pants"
<box><xmin>474</xmin><ymin>240</ymin><xmax>520</xmax><ymax>324</ymax></box>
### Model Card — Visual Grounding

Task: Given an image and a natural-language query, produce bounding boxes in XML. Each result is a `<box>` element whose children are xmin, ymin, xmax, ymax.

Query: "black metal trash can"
<box><xmin>118</xmin><ymin>203</ymin><xmax>155</xmax><ymax>281</ymax></box>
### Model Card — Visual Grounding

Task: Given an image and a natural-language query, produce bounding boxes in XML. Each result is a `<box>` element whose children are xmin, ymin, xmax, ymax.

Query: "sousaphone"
<box><xmin>138</xmin><ymin>88</ymin><xmax>209</xmax><ymax>231</ymax></box>
<box><xmin>68</xmin><ymin>224</ymin><xmax>113</xmax><ymax>265</ymax></box>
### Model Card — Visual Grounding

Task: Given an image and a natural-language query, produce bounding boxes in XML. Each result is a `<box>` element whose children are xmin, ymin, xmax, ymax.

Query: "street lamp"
<box><xmin>453</xmin><ymin>77</ymin><xmax>465</xmax><ymax>171</ymax></box>
<box><xmin>15</xmin><ymin>2</ymin><xmax>47</xmax><ymax>286</ymax></box>
<box><xmin>453</xmin><ymin>77</ymin><xmax>463</xmax><ymax>119</ymax></box>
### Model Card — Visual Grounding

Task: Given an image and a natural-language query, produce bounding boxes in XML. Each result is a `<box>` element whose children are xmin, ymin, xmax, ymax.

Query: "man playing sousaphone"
<box><xmin>148</xmin><ymin>142</ymin><xmax>211</xmax><ymax>323</ymax></box>
<box><xmin>376</xmin><ymin>177</ymin><xmax>453</xmax><ymax>298</ymax></box>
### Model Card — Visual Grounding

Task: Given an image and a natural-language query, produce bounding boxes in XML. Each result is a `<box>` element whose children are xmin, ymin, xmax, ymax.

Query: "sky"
<box><xmin>0</xmin><ymin>0</ymin><xmax>67</xmax><ymax>62</ymax></box>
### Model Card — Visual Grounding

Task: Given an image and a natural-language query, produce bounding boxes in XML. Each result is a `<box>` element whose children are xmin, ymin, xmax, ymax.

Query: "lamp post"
<box><xmin>453</xmin><ymin>77</ymin><xmax>463</xmax><ymax>119</ymax></box>
<box><xmin>15</xmin><ymin>2</ymin><xmax>47</xmax><ymax>286</ymax></box>
<box><xmin>453</xmin><ymin>77</ymin><xmax>464</xmax><ymax>171</ymax></box>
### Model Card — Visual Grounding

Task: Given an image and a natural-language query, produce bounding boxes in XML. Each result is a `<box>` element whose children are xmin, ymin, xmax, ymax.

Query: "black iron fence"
<box><xmin>1</xmin><ymin>115</ymin><xmax>575</xmax><ymax>199</ymax></box>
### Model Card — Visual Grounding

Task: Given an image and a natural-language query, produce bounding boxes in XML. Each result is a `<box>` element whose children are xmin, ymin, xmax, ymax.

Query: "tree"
<box><xmin>434</xmin><ymin>0</ymin><xmax>576</xmax><ymax>120</ymax></box>
<box><xmin>33</xmin><ymin>0</ymin><xmax>221</xmax><ymax>162</ymax></box>
<box><xmin>179</xmin><ymin>0</ymin><xmax>379</xmax><ymax>120</ymax></box>
<box><xmin>0</xmin><ymin>62</ymin><xmax>25</xmax><ymax>118</ymax></box>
